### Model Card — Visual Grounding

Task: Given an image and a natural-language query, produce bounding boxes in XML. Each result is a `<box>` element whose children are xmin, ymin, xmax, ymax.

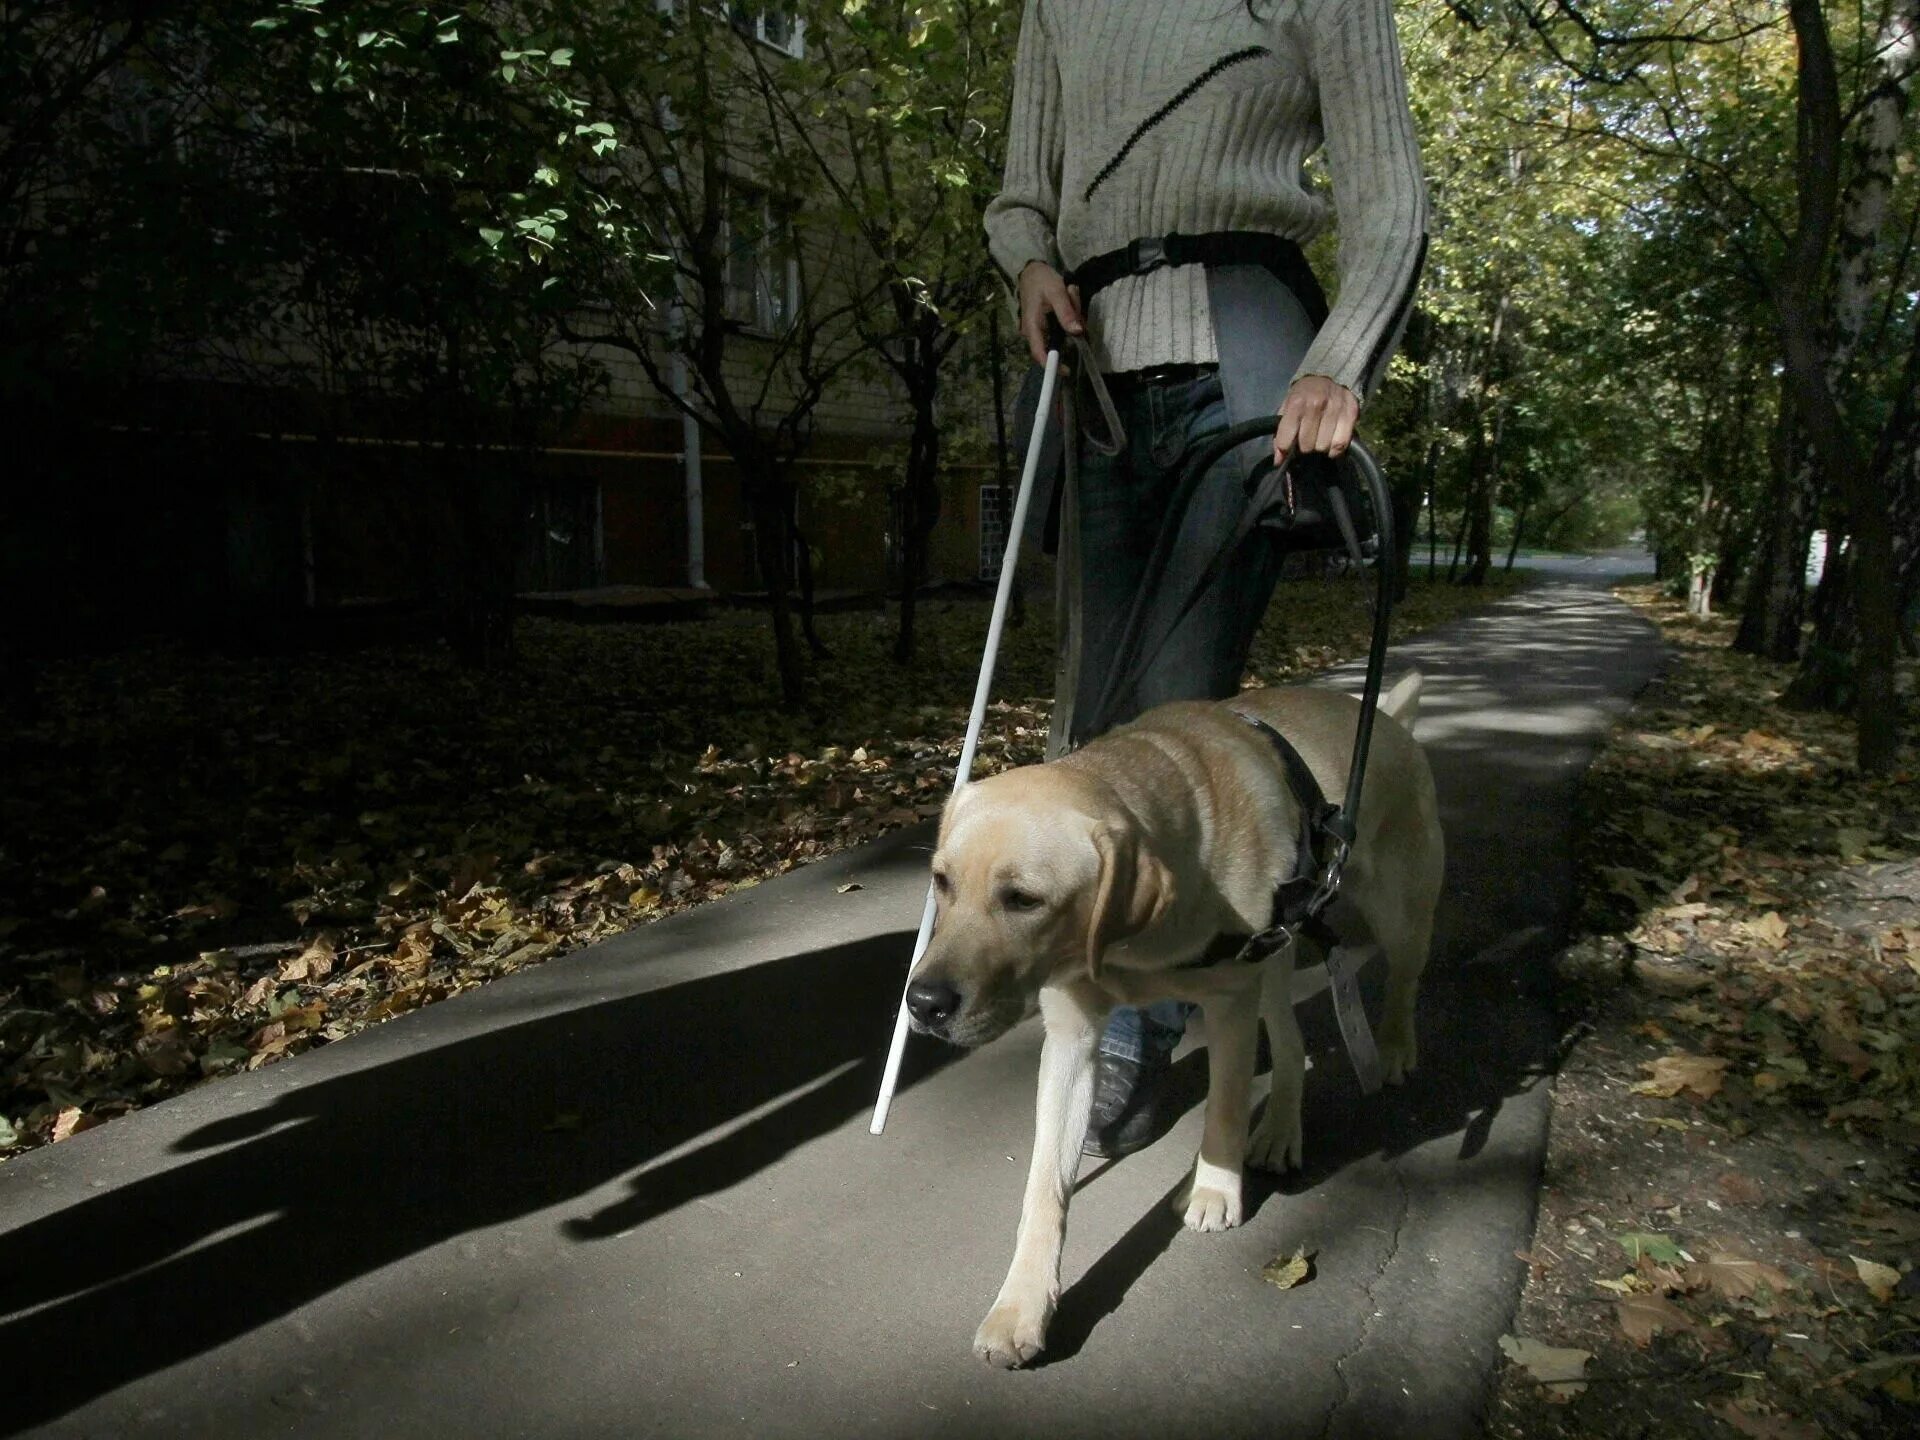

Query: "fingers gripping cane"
<box><xmin>869</xmin><ymin>333</ymin><xmax>1065</xmax><ymax>1135</ymax></box>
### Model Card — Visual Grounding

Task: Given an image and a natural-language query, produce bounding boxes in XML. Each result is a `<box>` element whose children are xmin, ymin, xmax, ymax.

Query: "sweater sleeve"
<box><xmin>1293</xmin><ymin>0</ymin><xmax>1430</xmax><ymax>400</ymax></box>
<box><xmin>983</xmin><ymin>0</ymin><xmax>1065</xmax><ymax>288</ymax></box>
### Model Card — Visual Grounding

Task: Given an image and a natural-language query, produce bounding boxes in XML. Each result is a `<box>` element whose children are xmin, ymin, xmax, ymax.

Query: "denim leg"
<box><xmin>1098</xmin><ymin>998</ymin><xmax>1193</xmax><ymax>1063</ymax></box>
<box><xmin>1071</xmin><ymin>370</ymin><xmax>1286</xmax><ymax>736</ymax></box>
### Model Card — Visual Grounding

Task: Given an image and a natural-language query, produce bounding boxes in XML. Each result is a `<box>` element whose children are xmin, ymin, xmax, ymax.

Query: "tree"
<box><xmin>543</xmin><ymin>1</ymin><xmax>893</xmax><ymax>703</ymax></box>
<box><xmin>751</xmin><ymin>0</ymin><xmax>1012</xmax><ymax>661</ymax></box>
<box><xmin>1479</xmin><ymin>0</ymin><xmax>1917</xmax><ymax>771</ymax></box>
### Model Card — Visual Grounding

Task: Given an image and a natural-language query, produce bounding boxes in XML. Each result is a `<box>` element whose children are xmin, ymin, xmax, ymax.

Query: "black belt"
<box><xmin>1069</xmin><ymin>231</ymin><xmax>1330</xmax><ymax>328</ymax></box>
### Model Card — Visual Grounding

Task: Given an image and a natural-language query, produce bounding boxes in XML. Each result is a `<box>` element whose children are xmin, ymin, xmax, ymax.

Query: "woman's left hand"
<box><xmin>1273</xmin><ymin>375</ymin><xmax>1359</xmax><ymax>464</ymax></box>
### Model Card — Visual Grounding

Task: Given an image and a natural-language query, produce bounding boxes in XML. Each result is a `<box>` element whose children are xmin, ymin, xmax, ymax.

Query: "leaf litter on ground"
<box><xmin>0</xmin><ymin>573</ymin><xmax>1525</xmax><ymax>1157</ymax></box>
<box><xmin>1488</xmin><ymin>585</ymin><xmax>1919</xmax><ymax>1440</ymax></box>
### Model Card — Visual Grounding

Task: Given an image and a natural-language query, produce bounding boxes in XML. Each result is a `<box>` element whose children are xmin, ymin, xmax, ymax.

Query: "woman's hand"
<box><xmin>1273</xmin><ymin>375</ymin><xmax>1359</xmax><ymax>465</ymax></box>
<box><xmin>1017</xmin><ymin>261</ymin><xmax>1084</xmax><ymax>365</ymax></box>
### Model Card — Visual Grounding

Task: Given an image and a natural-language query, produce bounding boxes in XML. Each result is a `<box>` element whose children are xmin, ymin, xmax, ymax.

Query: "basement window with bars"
<box><xmin>978</xmin><ymin>484</ymin><xmax>1011</xmax><ymax>580</ymax></box>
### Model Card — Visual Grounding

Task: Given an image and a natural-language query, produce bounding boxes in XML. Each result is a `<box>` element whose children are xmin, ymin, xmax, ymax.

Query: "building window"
<box><xmin>722</xmin><ymin>181</ymin><xmax>800</xmax><ymax>333</ymax></box>
<box><xmin>979</xmin><ymin>483</ymin><xmax>1011</xmax><ymax>580</ymax></box>
<box><xmin>729</xmin><ymin>5</ymin><xmax>805</xmax><ymax>57</ymax></box>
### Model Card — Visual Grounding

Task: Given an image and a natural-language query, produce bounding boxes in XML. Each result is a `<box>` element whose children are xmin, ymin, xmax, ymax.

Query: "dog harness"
<box><xmin>1180</xmin><ymin>710</ymin><xmax>1385</xmax><ymax>1096</ymax></box>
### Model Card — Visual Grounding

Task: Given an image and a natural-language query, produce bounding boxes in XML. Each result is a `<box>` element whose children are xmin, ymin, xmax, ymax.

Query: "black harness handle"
<box><xmin>1086</xmin><ymin>417</ymin><xmax>1397</xmax><ymax>875</ymax></box>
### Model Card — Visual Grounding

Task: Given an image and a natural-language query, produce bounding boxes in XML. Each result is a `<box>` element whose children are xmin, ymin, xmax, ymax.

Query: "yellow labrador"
<box><xmin>905</xmin><ymin>672</ymin><xmax>1443</xmax><ymax>1368</ymax></box>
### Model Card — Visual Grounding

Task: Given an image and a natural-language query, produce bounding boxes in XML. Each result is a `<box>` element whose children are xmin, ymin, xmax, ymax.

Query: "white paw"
<box><xmin>1248</xmin><ymin>1111</ymin><xmax>1303</xmax><ymax>1173</ymax></box>
<box><xmin>974</xmin><ymin>1302</ymin><xmax>1049</xmax><ymax>1368</ymax></box>
<box><xmin>1179</xmin><ymin>1157</ymin><xmax>1244</xmax><ymax>1231</ymax></box>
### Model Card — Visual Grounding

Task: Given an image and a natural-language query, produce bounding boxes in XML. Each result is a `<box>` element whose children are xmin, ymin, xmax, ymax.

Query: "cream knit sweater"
<box><xmin>984</xmin><ymin>0</ymin><xmax>1429</xmax><ymax>394</ymax></box>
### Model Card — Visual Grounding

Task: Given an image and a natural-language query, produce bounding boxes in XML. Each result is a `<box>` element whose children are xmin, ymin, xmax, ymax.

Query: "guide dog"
<box><xmin>904</xmin><ymin>673</ymin><xmax>1443</xmax><ymax>1367</ymax></box>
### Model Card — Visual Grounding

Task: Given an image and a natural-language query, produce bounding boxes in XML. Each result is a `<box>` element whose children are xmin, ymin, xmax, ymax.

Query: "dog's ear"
<box><xmin>1085</xmin><ymin>824</ymin><xmax>1174</xmax><ymax>980</ymax></box>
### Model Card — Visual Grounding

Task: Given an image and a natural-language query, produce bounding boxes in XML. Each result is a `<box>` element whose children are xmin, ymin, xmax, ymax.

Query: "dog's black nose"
<box><xmin>905</xmin><ymin>979</ymin><xmax>962</xmax><ymax>1030</ymax></box>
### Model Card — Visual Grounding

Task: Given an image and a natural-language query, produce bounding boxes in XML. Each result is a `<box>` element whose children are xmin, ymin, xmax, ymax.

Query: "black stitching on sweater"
<box><xmin>1082</xmin><ymin>47</ymin><xmax>1271</xmax><ymax>204</ymax></box>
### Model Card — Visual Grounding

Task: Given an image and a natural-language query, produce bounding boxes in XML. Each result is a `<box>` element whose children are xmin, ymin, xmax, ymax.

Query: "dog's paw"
<box><xmin>1379</xmin><ymin>1020</ymin><xmax>1418</xmax><ymax>1085</ymax></box>
<box><xmin>1247</xmin><ymin>1112</ymin><xmax>1302</xmax><ymax>1173</ymax></box>
<box><xmin>973</xmin><ymin>1303</ymin><xmax>1048</xmax><ymax>1369</ymax></box>
<box><xmin>1178</xmin><ymin>1157</ymin><xmax>1244</xmax><ymax>1232</ymax></box>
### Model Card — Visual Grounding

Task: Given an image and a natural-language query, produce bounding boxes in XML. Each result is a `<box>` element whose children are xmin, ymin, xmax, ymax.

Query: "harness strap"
<box><xmin>1230</xmin><ymin>711</ymin><xmax>1348</xmax><ymax>935</ymax></box>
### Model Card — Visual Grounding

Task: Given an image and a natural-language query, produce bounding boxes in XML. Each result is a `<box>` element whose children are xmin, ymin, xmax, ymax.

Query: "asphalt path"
<box><xmin>1</xmin><ymin>551</ymin><xmax>1662</xmax><ymax>1440</ymax></box>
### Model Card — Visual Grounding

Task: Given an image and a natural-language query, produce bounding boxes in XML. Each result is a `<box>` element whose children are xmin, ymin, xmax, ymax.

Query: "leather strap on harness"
<box><xmin>1181</xmin><ymin>710</ymin><xmax>1385</xmax><ymax>1096</ymax></box>
<box><xmin>1227</xmin><ymin>710</ymin><xmax>1349</xmax><ymax>956</ymax></box>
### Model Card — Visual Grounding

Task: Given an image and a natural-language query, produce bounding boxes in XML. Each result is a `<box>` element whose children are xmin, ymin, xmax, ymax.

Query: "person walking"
<box><xmin>983</xmin><ymin>0</ymin><xmax>1429</xmax><ymax>1157</ymax></box>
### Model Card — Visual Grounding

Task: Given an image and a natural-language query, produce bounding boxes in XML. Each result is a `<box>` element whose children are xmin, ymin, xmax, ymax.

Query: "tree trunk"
<box><xmin>1687</xmin><ymin>563</ymin><xmax>1714</xmax><ymax>619</ymax></box>
<box><xmin>790</xmin><ymin>494</ymin><xmax>828</xmax><ymax>659</ymax></box>
<box><xmin>1504</xmin><ymin>494</ymin><xmax>1530</xmax><ymax>572</ymax></box>
<box><xmin>1735</xmin><ymin>392</ymin><xmax>1815</xmax><ymax>659</ymax></box>
<box><xmin>893</xmin><ymin>376</ymin><xmax>942</xmax><ymax>663</ymax></box>
<box><xmin>1425</xmin><ymin>467</ymin><xmax>1438</xmax><ymax>575</ymax></box>
<box><xmin>747</xmin><ymin>477</ymin><xmax>806</xmax><ymax>705</ymax></box>
<box><xmin>1776</xmin><ymin>0</ymin><xmax>1905</xmax><ymax>770</ymax></box>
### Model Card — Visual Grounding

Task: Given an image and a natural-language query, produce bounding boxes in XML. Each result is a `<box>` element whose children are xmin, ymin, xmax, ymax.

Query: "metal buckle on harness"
<box><xmin>1128</xmin><ymin>235</ymin><xmax>1169</xmax><ymax>276</ymax></box>
<box><xmin>1307</xmin><ymin>837</ymin><xmax>1351</xmax><ymax>917</ymax></box>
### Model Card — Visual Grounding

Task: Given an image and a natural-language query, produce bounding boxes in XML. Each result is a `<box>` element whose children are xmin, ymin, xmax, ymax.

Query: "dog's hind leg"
<box><xmin>1377</xmin><ymin>906</ymin><xmax>1432</xmax><ymax>1085</ymax></box>
<box><xmin>1248</xmin><ymin>945</ymin><xmax>1305</xmax><ymax>1172</ymax></box>
<box><xmin>974</xmin><ymin>984</ymin><xmax>1102</xmax><ymax>1368</ymax></box>
<box><xmin>1180</xmin><ymin>970</ymin><xmax>1263</xmax><ymax>1231</ymax></box>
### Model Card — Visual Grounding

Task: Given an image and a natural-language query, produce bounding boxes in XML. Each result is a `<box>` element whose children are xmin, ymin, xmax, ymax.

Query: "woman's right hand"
<box><xmin>1017</xmin><ymin>261</ymin><xmax>1085</xmax><ymax>364</ymax></box>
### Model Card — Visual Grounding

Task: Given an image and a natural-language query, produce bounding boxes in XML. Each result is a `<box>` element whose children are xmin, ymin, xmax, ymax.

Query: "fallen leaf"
<box><xmin>278</xmin><ymin>935</ymin><xmax>336</xmax><ymax>984</ymax></box>
<box><xmin>1851</xmin><ymin>1255</ymin><xmax>1900</xmax><ymax>1303</ymax></box>
<box><xmin>1633</xmin><ymin>1052</ymin><xmax>1728</xmax><ymax>1100</ymax></box>
<box><xmin>836</xmin><ymin>882</ymin><xmax>863</xmax><ymax>894</ymax></box>
<box><xmin>1616</xmin><ymin>1292</ymin><xmax>1692</xmax><ymax>1346</ymax></box>
<box><xmin>1261</xmin><ymin>1247</ymin><xmax>1315</xmax><ymax>1290</ymax></box>
<box><xmin>50</xmin><ymin>1107</ymin><xmax>100</xmax><ymax>1143</ymax></box>
<box><xmin>1686</xmin><ymin>1252</ymin><xmax>1795</xmax><ymax>1303</ymax></box>
<box><xmin>1616</xmin><ymin>1232</ymin><xmax>1688</xmax><ymax>1264</ymax></box>
<box><xmin>1498</xmin><ymin>1334</ymin><xmax>1590</xmax><ymax>1400</ymax></box>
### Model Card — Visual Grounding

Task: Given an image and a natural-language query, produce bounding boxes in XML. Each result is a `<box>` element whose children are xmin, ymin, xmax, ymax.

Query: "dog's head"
<box><xmin>904</xmin><ymin>765</ymin><xmax>1173</xmax><ymax>1047</ymax></box>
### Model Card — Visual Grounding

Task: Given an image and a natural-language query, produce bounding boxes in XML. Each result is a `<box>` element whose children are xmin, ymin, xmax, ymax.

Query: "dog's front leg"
<box><xmin>1182</xmin><ymin>974</ymin><xmax>1262</xmax><ymax>1231</ymax></box>
<box><xmin>974</xmin><ymin>984</ymin><xmax>1101</xmax><ymax>1368</ymax></box>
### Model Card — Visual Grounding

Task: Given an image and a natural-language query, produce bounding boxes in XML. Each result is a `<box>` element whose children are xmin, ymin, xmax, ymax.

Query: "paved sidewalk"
<box><xmin>2</xmin><ymin>557</ymin><xmax>1660</xmax><ymax>1440</ymax></box>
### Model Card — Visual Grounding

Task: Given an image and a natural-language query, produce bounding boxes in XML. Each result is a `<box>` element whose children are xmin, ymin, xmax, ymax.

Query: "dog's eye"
<box><xmin>1000</xmin><ymin>888</ymin><xmax>1044</xmax><ymax>912</ymax></box>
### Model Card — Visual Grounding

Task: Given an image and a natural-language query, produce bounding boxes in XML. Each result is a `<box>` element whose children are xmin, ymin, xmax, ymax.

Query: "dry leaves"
<box><xmin>1850</xmin><ymin>1255</ymin><xmax>1900</xmax><ymax>1303</ymax></box>
<box><xmin>2</xmin><ymin>578</ymin><xmax>1526</xmax><ymax>1157</ymax></box>
<box><xmin>1631</xmin><ymin>1051</ymin><xmax>1728</xmax><ymax>1100</ymax></box>
<box><xmin>1614</xmin><ymin>1292</ymin><xmax>1692</xmax><ymax>1346</ymax></box>
<box><xmin>1261</xmin><ymin>1247</ymin><xmax>1315</xmax><ymax>1291</ymax></box>
<box><xmin>1499</xmin><ymin>1334</ymin><xmax>1592</xmax><ymax>1400</ymax></box>
<box><xmin>1685</xmin><ymin>1252</ymin><xmax>1795</xmax><ymax>1304</ymax></box>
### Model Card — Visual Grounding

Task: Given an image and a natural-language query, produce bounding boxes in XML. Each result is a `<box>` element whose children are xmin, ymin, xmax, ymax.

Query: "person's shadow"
<box><xmin>0</xmin><ymin>929</ymin><xmax>945</xmax><ymax>1436</ymax></box>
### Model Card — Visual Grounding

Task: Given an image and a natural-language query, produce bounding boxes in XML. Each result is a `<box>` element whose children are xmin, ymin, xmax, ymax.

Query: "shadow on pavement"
<box><xmin>0</xmin><ymin>929</ymin><xmax>938</xmax><ymax>1436</ymax></box>
<box><xmin>1</xmin><ymin>578</ymin><xmax>1662</xmax><ymax>1431</ymax></box>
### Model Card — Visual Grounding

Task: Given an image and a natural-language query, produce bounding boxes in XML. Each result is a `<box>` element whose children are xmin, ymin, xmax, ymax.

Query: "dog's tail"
<box><xmin>1379</xmin><ymin>669</ymin><xmax>1423</xmax><ymax>727</ymax></box>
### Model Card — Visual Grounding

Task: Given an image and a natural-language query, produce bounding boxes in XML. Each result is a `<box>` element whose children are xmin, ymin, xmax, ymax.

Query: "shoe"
<box><xmin>1082</xmin><ymin>1048</ymin><xmax>1176</xmax><ymax>1159</ymax></box>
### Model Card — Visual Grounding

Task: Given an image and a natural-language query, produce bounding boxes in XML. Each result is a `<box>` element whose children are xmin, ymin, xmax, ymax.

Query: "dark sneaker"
<box><xmin>1082</xmin><ymin>1049</ymin><xmax>1176</xmax><ymax>1159</ymax></box>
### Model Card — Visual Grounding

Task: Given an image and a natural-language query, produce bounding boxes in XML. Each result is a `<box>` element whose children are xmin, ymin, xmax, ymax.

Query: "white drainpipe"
<box><xmin>671</xmin><ymin>343</ymin><xmax>707</xmax><ymax>591</ymax></box>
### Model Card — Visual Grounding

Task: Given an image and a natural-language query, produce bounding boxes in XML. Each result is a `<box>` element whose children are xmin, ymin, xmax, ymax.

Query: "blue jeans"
<box><xmin>1079</xmin><ymin>367</ymin><xmax>1288</xmax><ymax>1061</ymax></box>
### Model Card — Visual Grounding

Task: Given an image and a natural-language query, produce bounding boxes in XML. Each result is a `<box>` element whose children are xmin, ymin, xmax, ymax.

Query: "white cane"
<box><xmin>869</xmin><ymin>342</ymin><xmax>1064</xmax><ymax>1135</ymax></box>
